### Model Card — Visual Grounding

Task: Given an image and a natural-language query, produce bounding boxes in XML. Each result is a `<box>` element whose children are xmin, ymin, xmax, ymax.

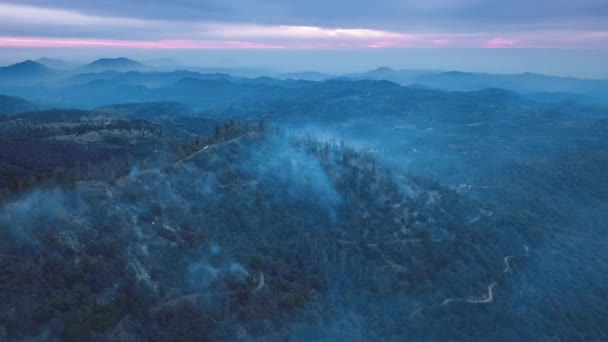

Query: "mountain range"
<box><xmin>1</xmin><ymin>58</ymin><xmax>607</xmax><ymax>103</ymax></box>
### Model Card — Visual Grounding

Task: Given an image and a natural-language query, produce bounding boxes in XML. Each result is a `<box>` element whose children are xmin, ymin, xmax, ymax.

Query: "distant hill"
<box><xmin>345</xmin><ymin>67</ymin><xmax>433</xmax><ymax>84</ymax></box>
<box><xmin>0</xmin><ymin>60</ymin><xmax>53</xmax><ymax>85</ymax></box>
<box><xmin>345</xmin><ymin>67</ymin><xmax>608</xmax><ymax>98</ymax></box>
<box><xmin>2</xmin><ymin>62</ymin><xmax>607</xmax><ymax>108</ymax></box>
<box><xmin>0</xmin><ymin>94</ymin><xmax>37</xmax><ymax>113</ymax></box>
<box><xmin>84</xmin><ymin>57</ymin><xmax>145</xmax><ymax>72</ymax></box>
<box><xmin>62</xmin><ymin>70</ymin><xmax>231</xmax><ymax>88</ymax></box>
<box><xmin>0</xmin><ymin>60</ymin><xmax>50</xmax><ymax>75</ymax></box>
<box><xmin>414</xmin><ymin>71</ymin><xmax>608</xmax><ymax>95</ymax></box>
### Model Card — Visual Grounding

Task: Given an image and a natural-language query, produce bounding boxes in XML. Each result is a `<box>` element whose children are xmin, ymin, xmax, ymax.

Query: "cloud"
<box><xmin>484</xmin><ymin>37</ymin><xmax>519</xmax><ymax>48</ymax></box>
<box><xmin>2</xmin><ymin>0</ymin><xmax>607</xmax><ymax>32</ymax></box>
<box><xmin>0</xmin><ymin>2</ymin><xmax>606</xmax><ymax>49</ymax></box>
<box><xmin>204</xmin><ymin>24</ymin><xmax>406</xmax><ymax>40</ymax></box>
<box><xmin>1</xmin><ymin>31</ymin><xmax>607</xmax><ymax>50</ymax></box>
<box><xmin>0</xmin><ymin>37</ymin><xmax>283</xmax><ymax>49</ymax></box>
<box><xmin>0</xmin><ymin>3</ymin><xmax>155</xmax><ymax>28</ymax></box>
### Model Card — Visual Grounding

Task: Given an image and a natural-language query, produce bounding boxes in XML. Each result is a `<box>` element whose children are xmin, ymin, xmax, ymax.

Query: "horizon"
<box><xmin>1</xmin><ymin>49</ymin><xmax>608</xmax><ymax>79</ymax></box>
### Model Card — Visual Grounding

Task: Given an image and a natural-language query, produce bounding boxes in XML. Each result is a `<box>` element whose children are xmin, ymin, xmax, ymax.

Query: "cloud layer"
<box><xmin>0</xmin><ymin>1</ymin><xmax>607</xmax><ymax>49</ymax></box>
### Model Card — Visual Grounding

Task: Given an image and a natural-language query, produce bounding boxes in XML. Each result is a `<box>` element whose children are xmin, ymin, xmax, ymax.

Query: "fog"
<box><xmin>1</xmin><ymin>48</ymin><xmax>608</xmax><ymax>78</ymax></box>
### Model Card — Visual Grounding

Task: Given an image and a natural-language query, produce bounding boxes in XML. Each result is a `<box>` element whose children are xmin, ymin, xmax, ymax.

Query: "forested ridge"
<box><xmin>0</xmin><ymin>120</ymin><xmax>547</xmax><ymax>340</ymax></box>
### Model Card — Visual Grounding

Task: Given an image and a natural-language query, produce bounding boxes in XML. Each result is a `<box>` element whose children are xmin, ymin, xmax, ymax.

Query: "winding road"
<box><xmin>503</xmin><ymin>245</ymin><xmax>529</xmax><ymax>272</ymax></box>
<box><xmin>409</xmin><ymin>282</ymin><xmax>497</xmax><ymax>319</ymax></box>
<box><xmin>409</xmin><ymin>244</ymin><xmax>529</xmax><ymax>319</ymax></box>
<box><xmin>468</xmin><ymin>210</ymin><xmax>494</xmax><ymax>224</ymax></box>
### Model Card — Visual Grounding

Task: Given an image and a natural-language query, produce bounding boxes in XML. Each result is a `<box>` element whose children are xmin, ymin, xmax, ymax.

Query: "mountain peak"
<box><xmin>370</xmin><ymin>66</ymin><xmax>396</xmax><ymax>73</ymax></box>
<box><xmin>90</xmin><ymin>57</ymin><xmax>139</xmax><ymax>63</ymax></box>
<box><xmin>10</xmin><ymin>60</ymin><xmax>48</xmax><ymax>70</ymax></box>
<box><xmin>86</xmin><ymin>57</ymin><xmax>144</xmax><ymax>71</ymax></box>
<box><xmin>0</xmin><ymin>60</ymin><xmax>51</xmax><ymax>76</ymax></box>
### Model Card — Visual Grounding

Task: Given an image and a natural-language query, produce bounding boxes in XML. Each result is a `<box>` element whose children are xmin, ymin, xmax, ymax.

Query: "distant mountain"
<box><xmin>62</xmin><ymin>70</ymin><xmax>232</xmax><ymax>88</ymax></box>
<box><xmin>344</xmin><ymin>67</ymin><xmax>433</xmax><ymax>85</ymax></box>
<box><xmin>36</xmin><ymin>57</ymin><xmax>81</xmax><ymax>70</ymax></box>
<box><xmin>3</xmin><ymin>61</ymin><xmax>607</xmax><ymax>109</ymax></box>
<box><xmin>0</xmin><ymin>60</ymin><xmax>50</xmax><ymax>75</ymax></box>
<box><xmin>363</xmin><ymin>66</ymin><xmax>397</xmax><ymax>76</ymax></box>
<box><xmin>0</xmin><ymin>60</ymin><xmax>53</xmax><ymax>85</ymax></box>
<box><xmin>84</xmin><ymin>57</ymin><xmax>145</xmax><ymax>72</ymax></box>
<box><xmin>344</xmin><ymin>68</ymin><xmax>608</xmax><ymax>99</ymax></box>
<box><xmin>189</xmin><ymin>66</ymin><xmax>274</xmax><ymax>78</ymax></box>
<box><xmin>415</xmin><ymin>71</ymin><xmax>608</xmax><ymax>95</ymax></box>
<box><xmin>0</xmin><ymin>94</ymin><xmax>37</xmax><ymax>113</ymax></box>
<box><xmin>61</xmin><ymin>71</ymin><xmax>123</xmax><ymax>86</ymax></box>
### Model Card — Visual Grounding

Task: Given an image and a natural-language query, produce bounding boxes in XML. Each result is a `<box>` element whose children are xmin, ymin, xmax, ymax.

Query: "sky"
<box><xmin>0</xmin><ymin>0</ymin><xmax>607</xmax><ymax>77</ymax></box>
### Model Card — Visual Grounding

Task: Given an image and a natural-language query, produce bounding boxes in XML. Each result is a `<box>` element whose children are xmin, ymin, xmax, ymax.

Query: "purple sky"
<box><xmin>0</xmin><ymin>1</ymin><xmax>606</xmax><ymax>76</ymax></box>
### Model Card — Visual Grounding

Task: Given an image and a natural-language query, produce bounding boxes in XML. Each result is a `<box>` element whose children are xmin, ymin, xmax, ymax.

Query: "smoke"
<box><xmin>0</xmin><ymin>188</ymin><xmax>88</xmax><ymax>250</ymax></box>
<box><xmin>187</xmin><ymin>243</ymin><xmax>251</xmax><ymax>290</ymax></box>
<box><xmin>247</xmin><ymin>135</ymin><xmax>342</xmax><ymax>207</ymax></box>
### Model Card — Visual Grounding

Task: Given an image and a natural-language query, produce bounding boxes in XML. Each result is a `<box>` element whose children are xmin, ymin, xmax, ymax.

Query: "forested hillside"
<box><xmin>0</xmin><ymin>121</ymin><xmax>552</xmax><ymax>340</ymax></box>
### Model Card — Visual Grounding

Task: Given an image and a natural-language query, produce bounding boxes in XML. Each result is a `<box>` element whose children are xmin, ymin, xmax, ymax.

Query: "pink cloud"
<box><xmin>432</xmin><ymin>39</ymin><xmax>450</xmax><ymax>46</ymax></box>
<box><xmin>0</xmin><ymin>35</ymin><xmax>443</xmax><ymax>49</ymax></box>
<box><xmin>367</xmin><ymin>41</ymin><xmax>402</xmax><ymax>48</ymax></box>
<box><xmin>0</xmin><ymin>36</ymin><xmax>282</xmax><ymax>49</ymax></box>
<box><xmin>0</xmin><ymin>31</ymin><xmax>607</xmax><ymax>50</ymax></box>
<box><xmin>484</xmin><ymin>37</ymin><xmax>519</xmax><ymax>48</ymax></box>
